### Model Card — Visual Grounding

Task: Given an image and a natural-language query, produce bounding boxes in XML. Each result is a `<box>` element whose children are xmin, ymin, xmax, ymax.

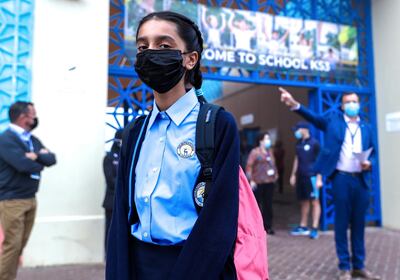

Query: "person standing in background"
<box><xmin>102</xmin><ymin>129</ymin><xmax>123</xmax><ymax>256</ymax></box>
<box><xmin>0</xmin><ymin>101</ymin><xmax>56</xmax><ymax>280</ymax></box>
<box><xmin>246</xmin><ymin>132</ymin><xmax>278</xmax><ymax>235</ymax></box>
<box><xmin>280</xmin><ymin>87</ymin><xmax>380</xmax><ymax>280</ymax></box>
<box><xmin>289</xmin><ymin>122</ymin><xmax>321</xmax><ymax>239</ymax></box>
<box><xmin>273</xmin><ymin>140</ymin><xmax>285</xmax><ymax>194</ymax></box>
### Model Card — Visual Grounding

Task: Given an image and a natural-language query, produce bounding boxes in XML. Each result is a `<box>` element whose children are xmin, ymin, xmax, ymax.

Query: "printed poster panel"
<box><xmin>124</xmin><ymin>0</ymin><xmax>358</xmax><ymax>77</ymax></box>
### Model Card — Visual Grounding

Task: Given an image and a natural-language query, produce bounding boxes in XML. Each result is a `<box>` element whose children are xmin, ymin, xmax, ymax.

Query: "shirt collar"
<box><xmin>148</xmin><ymin>88</ymin><xmax>198</xmax><ymax>128</ymax></box>
<box><xmin>344</xmin><ymin>114</ymin><xmax>360</xmax><ymax>124</ymax></box>
<box><xmin>147</xmin><ymin>101</ymin><xmax>160</xmax><ymax>130</ymax></box>
<box><xmin>9</xmin><ymin>123</ymin><xmax>30</xmax><ymax>140</ymax></box>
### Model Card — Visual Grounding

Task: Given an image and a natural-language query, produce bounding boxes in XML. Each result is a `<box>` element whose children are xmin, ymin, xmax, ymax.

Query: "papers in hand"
<box><xmin>353</xmin><ymin>148</ymin><xmax>373</xmax><ymax>163</ymax></box>
<box><xmin>310</xmin><ymin>176</ymin><xmax>319</xmax><ymax>199</ymax></box>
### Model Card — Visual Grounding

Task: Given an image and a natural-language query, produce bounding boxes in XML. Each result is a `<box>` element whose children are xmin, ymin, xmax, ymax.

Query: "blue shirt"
<box><xmin>295</xmin><ymin>137</ymin><xmax>320</xmax><ymax>177</ymax></box>
<box><xmin>9</xmin><ymin>124</ymin><xmax>32</xmax><ymax>150</ymax></box>
<box><xmin>8</xmin><ymin>124</ymin><xmax>40</xmax><ymax>180</ymax></box>
<box><xmin>132</xmin><ymin>89</ymin><xmax>201</xmax><ymax>245</ymax></box>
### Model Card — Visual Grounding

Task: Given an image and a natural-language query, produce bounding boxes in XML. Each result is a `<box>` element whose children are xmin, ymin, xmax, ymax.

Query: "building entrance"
<box><xmin>215</xmin><ymin>82</ymin><xmax>312</xmax><ymax>231</ymax></box>
<box><xmin>107</xmin><ymin>0</ymin><xmax>381</xmax><ymax>230</ymax></box>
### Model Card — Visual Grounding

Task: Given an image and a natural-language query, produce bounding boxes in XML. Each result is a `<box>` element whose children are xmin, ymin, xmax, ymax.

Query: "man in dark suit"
<box><xmin>279</xmin><ymin>88</ymin><xmax>380</xmax><ymax>280</ymax></box>
<box><xmin>0</xmin><ymin>101</ymin><xmax>56</xmax><ymax>280</ymax></box>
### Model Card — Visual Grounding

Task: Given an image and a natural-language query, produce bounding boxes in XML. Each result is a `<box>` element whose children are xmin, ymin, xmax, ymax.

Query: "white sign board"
<box><xmin>385</xmin><ymin>112</ymin><xmax>400</xmax><ymax>132</ymax></box>
<box><xmin>240</xmin><ymin>114</ymin><xmax>254</xmax><ymax>126</ymax></box>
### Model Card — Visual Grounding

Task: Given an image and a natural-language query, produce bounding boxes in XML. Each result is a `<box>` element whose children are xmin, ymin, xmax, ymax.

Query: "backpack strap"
<box><xmin>193</xmin><ymin>103</ymin><xmax>223</xmax><ymax>211</ymax></box>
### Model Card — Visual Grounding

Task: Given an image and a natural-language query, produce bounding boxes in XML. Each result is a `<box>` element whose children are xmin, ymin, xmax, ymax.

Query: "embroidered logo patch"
<box><xmin>194</xmin><ymin>182</ymin><xmax>206</xmax><ymax>207</ymax></box>
<box><xmin>177</xmin><ymin>141</ymin><xmax>195</xmax><ymax>158</ymax></box>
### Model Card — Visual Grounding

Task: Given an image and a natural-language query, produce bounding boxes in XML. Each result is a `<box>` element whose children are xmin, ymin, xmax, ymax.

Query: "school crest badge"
<box><xmin>193</xmin><ymin>182</ymin><xmax>206</xmax><ymax>207</ymax></box>
<box><xmin>177</xmin><ymin>141</ymin><xmax>195</xmax><ymax>158</ymax></box>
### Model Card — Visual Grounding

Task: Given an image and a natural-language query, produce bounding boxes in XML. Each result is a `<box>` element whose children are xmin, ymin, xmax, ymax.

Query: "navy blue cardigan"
<box><xmin>106</xmin><ymin>110</ymin><xmax>240</xmax><ymax>280</ymax></box>
<box><xmin>0</xmin><ymin>129</ymin><xmax>56</xmax><ymax>200</ymax></box>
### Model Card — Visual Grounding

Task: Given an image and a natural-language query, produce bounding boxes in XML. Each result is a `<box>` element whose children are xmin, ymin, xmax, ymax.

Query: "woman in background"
<box><xmin>246</xmin><ymin>132</ymin><xmax>278</xmax><ymax>235</ymax></box>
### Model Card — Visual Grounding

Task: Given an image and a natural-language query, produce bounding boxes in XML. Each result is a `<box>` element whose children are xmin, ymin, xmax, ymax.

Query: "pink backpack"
<box><xmin>194</xmin><ymin>104</ymin><xmax>269</xmax><ymax>279</ymax></box>
<box><xmin>234</xmin><ymin>167</ymin><xmax>269</xmax><ymax>280</ymax></box>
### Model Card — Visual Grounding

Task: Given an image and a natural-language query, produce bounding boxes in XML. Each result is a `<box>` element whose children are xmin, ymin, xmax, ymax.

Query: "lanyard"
<box><xmin>346</xmin><ymin>123</ymin><xmax>360</xmax><ymax>147</ymax></box>
<box><xmin>22</xmin><ymin>136</ymin><xmax>33</xmax><ymax>152</ymax></box>
<box><xmin>260</xmin><ymin>148</ymin><xmax>271</xmax><ymax>162</ymax></box>
<box><xmin>265</xmin><ymin>150</ymin><xmax>270</xmax><ymax>161</ymax></box>
<box><xmin>27</xmin><ymin>138</ymin><xmax>34</xmax><ymax>152</ymax></box>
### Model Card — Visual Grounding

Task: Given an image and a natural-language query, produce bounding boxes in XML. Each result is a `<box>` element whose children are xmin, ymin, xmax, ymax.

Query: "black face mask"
<box><xmin>134</xmin><ymin>49</ymin><xmax>186</xmax><ymax>94</ymax></box>
<box><xmin>29</xmin><ymin>117</ymin><xmax>38</xmax><ymax>131</ymax></box>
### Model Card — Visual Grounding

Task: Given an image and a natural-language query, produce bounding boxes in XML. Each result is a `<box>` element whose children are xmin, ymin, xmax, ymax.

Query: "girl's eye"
<box><xmin>159</xmin><ymin>44</ymin><xmax>171</xmax><ymax>49</ymax></box>
<box><xmin>137</xmin><ymin>45</ymin><xmax>147</xmax><ymax>52</ymax></box>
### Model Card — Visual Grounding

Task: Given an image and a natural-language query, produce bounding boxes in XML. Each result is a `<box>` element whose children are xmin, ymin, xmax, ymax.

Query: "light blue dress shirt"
<box><xmin>9</xmin><ymin>123</ymin><xmax>39</xmax><ymax>180</ymax></box>
<box><xmin>9</xmin><ymin>123</ymin><xmax>33</xmax><ymax>150</ymax></box>
<box><xmin>132</xmin><ymin>88</ymin><xmax>201</xmax><ymax>245</ymax></box>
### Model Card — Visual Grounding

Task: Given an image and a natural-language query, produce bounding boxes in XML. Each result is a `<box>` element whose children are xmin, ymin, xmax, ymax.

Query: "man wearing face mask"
<box><xmin>289</xmin><ymin>122</ymin><xmax>321</xmax><ymax>239</ymax></box>
<box><xmin>246</xmin><ymin>132</ymin><xmax>278</xmax><ymax>235</ymax></box>
<box><xmin>279</xmin><ymin>88</ymin><xmax>379</xmax><ymax>280</ymax></box>
<box><xmin>0</xmin><ymin>101</ymin><xmax>56</xmax><ymax>280</ymax></box>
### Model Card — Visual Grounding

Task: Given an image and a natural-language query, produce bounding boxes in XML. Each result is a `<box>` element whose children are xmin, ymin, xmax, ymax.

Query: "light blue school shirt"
<box><xmin>132</xmin><ymin>88</ymin><xmax>201</xmax><ymax>245</ymax></box>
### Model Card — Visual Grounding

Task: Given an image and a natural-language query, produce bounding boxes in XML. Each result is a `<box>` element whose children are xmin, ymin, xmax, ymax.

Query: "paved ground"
<box><xmin>17</xmin><ymin>188</ymin><xmax>400</xmax><ymax>280</ymax></box>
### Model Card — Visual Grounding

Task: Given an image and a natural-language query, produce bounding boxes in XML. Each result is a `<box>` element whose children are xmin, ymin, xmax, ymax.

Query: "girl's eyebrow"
<box><xmin>137</xmin><ymin>35</ymin><xmax>176</xmax><ymax>44</ymax></box>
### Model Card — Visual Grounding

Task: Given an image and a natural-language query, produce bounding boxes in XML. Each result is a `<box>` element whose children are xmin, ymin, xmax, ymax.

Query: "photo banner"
<box><xmin>125</xmin><ymin>0</ymin><xmax>358</xmax><ymax>76</ymax></box>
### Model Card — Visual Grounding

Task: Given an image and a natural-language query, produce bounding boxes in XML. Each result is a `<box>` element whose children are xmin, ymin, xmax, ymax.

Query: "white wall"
<box><xmin>27</xmin><ymin>0</ymin><xmax>109</xmax><ymax>266</ymax></box>
<box><xmin>372</xmin><ymin>0</ymin><xmax>400</xmax><ymax>229</ymax></box>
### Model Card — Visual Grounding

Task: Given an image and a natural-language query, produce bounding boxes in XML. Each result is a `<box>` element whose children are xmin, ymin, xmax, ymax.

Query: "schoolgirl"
<box><xmin>106</xmin><ymin>11</ymin><xmax>240</xmax><ymax>280</ymax></box>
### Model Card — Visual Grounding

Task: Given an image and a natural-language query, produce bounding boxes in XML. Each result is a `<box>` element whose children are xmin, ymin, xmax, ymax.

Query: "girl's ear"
<box><xmin>184</xmin><ymin>51</ymin><xmax>199</xmax><ymax>70</ymax></box>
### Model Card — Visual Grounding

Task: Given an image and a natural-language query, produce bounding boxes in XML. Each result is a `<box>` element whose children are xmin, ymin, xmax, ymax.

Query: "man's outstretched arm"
<box><xmin>279</xmin><ymin>87</ymin><xmax>328</xmax><ymax>131</ymax></box>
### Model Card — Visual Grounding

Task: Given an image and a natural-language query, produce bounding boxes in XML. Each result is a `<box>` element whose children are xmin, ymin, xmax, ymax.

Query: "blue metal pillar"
<box><xmin>364</xmin><ymin>0</ymin><xmax>382</xmax><ymax>226</ymax></box>
<box><xmin>0</xmin><ymin>0</ymin><xmax>34</xmax><ymax>131</ymax></box>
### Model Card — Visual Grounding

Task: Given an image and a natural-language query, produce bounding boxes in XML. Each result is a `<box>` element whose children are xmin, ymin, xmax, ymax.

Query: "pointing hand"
<box><xmin>279</xmin><ymin>87</ymin><xmax>300</xmax><ymax>109</ymax></box>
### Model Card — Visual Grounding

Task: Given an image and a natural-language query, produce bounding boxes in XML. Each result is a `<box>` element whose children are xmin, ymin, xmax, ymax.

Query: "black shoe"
<box><xmin>266</xmin><ymin>228</ymin><xmax>275</xmax><ymax>235</ymax></box>
<box><xmin>352</xmin><ymin>269</ymin><xmax>381</xmax><ymax>280</ymax></box>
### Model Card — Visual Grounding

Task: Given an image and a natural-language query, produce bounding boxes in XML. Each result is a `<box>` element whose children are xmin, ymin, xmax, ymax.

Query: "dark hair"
<box><xmin>114</xmin><ymin>129</ymin><xmax>123</xmax><ymax>140</ymax></box>
<box><xmin>257</xmin><ymin>132</ymin><xmax>269</xmax><ymax>143</ymax></box>
<box><xmin>293</xmin><ymin>121</ymin><xmax>311</xmax><ymax>131</ymax></box>
<box><xmin>136</xmin><ymin>11</ymin><xmax>204</xmax><ymax>94</ymax></box>
<box><xmin>341</xmin><ymin>92</ymin><xmax>359</xmax><ymax>102</ymax></box>
<box><xmin>8</xmin><ymin>101</ymin><xmax>33</xmax><ymax>123</ymax></box>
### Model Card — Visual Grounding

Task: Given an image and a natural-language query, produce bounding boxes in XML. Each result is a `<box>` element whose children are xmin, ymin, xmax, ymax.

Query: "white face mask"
<box><xmin>344</xmin><ymin>102</ymin><xmax>360</xmax><ymax>117</ymax></box>
<box><xmin>294</xmin><ymin>130</ymin><xmax>303</xmax><ymax>139</ymax></box>
<box><xmin>264</xmin><ymin>139</ymin><xmax>272</xmax><ymax>149</ymax></box>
